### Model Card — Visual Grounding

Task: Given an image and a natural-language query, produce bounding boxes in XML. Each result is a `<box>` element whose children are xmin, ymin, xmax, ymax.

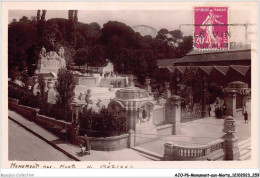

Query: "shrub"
<box><xmin>19</xmin><ymin>89</ymin><xmax>40</xmax><ymax>108</ymax></box>
<box><xmin>39</xmin><ymin>104</ymin><xmax>72</xmax><ymax>122</ymax></box>
<box><xmin>56</xmin><ymin>68</ymin><xmax>75</xmax><ymax>109</ymax></box>
<box><xmin>8</xmin><ymin>83</ymin><xmax>23</xmax><ymax>100</ymax></box>
<box><xmin>79</xmin><ymin>107</ymin><xmax>127</xmax><ymax>137</ymax></box>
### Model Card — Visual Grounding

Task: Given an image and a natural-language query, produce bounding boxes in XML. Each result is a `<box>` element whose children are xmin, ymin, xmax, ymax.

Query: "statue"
<box><xmin>163</xmin><ymin>82</ymin><xmax>171</xmax><ymax>100</ymax></box>
<box><xmin>78</xmin><ymin>92</ymin><xmax>85</xmax><ymax>102</ymax></box>
<box><xmin>32</xmin><ymin>77</ymin><xmax>40</xmax><ymax>96</ymax></box>
<box><xmin>58</xmin><ymin>46</ymin><xmax>65</xmax><ymax>58</ymax></box>
<box><xmin>96</xmin><ymin>99</ymin><xmax>105</xmax><ymax>109</ymax></box>
<box><xmin>85</xmin><ymin>89</ymin><xmax>92</xmax><ymax>105</ymax></box>
<box><xmin>35</xmin><ymin>48</ymin><xmax>66</xmax><ymax>75</ymax></box>
<box><xmin>41</xmin><ymin>46</ymin><xmax>46</xmax><ymax>57</ymax></box>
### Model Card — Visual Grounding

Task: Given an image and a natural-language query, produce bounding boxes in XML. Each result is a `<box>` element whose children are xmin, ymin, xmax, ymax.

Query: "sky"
<box><xmin>9</xmin><ymin>10</ymin><xmax>255</xmax><ymax>43</ymax></box>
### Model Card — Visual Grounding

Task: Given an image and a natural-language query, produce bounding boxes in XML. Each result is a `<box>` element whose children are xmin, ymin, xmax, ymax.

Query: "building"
<box><xmin>158</xmin><ymin>45</ymin><xmax>251</xmax><ymax>88</ymax></box>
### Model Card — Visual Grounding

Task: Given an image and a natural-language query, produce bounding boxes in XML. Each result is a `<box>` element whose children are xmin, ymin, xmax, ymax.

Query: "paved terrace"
<box><xmin>8</xmin><ymin>102</ymin><xmax>251</xmax><ymax>161</ymax></box>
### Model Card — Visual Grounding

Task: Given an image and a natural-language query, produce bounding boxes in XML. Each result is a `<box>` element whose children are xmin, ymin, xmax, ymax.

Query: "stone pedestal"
<box><xmin>46</xmin><ymin>81</ymin><xmax>58</xmax><ymax>104</ymax></box>
<box><xmin>225</xmin><ymin>90</ymin><xmax>237</xmax><ymax>117</ymax></box>
<box><xmin>68</xmin><ymin>126</ymin><xmax>80</xmax><ymax>144</ymax></box>
<box><xmin>165</xmin><ymin>95</ymin><xmax>182</xmax><ymax>135</ymax></box>
<box><xmin>222</xmin><ymin>134</ymin><xmax>240</xmax><ymax>160</ymax></box>
<box><xmin>71</xmin><ymin>101</ymin><xmax>85</xmax><ymax>125</ymax></box>
<box><xmin>163</xmin><ymin>142</ymin><xmax>174</xmax><ymax>160</ymax></box>
<box><xmin>222</xmin><ymin>116</ymin><xmax>240</xmax><ymax>160</ymax></box>
<box><xmin>128</xmin><ymin>129</ymin><xmax>135</xmax><ymax>148</ymax></box>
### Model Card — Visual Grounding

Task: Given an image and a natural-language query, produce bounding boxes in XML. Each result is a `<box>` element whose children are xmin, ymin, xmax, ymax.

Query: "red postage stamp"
<box><xmin>194</xmin><ymin>7</ymin><xmax>228</xmax><ymax>50</ymax></box>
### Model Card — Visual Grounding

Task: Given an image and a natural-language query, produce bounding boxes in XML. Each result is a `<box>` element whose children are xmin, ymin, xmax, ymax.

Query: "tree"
<box><xmin>38</xmin><ymin>74</ymin><xmax>46</xmax><ymax>104</ymax></box>
<box><xmin>75</xmin><ymin>47</ymin><xmax>90</xmax><ymax>66</ymax></box>
<box><xmin>88</xmin><ymin>45</ymin><xmax>106</xmax><ymax>68</ymax></box>
<box><xmin>37</xmin><ymin>10</ymin><xmax>47</xmax><ymax>38</ymax></box>
<box><xmin>56</xmin><ymin>68</ymin><xmax>75</xmax><ymax>108</ymax></box>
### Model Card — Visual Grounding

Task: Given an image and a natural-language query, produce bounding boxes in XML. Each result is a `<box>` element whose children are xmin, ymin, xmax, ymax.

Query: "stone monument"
<box><xmin>35</xmin><ymin>46</ymin><xmax>66</xmax><ymax>75</ymax></box>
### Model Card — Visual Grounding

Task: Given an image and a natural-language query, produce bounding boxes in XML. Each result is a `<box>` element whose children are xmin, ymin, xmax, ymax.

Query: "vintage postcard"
<box><xmin>1</xmin><ymin>1</ymin><xmax>259</xmax><ymax>174</ymax></box>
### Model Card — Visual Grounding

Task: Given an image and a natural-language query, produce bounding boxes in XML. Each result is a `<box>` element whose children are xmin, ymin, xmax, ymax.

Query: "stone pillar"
<box><xmin>71</xmin><ymin>102</ymin><xmax>85</xmax><ymax>125</ymax></box>
<box><xmin>225</xmin><ymin>90</ymin><xmax>237</xmax><ymax>117</ymax></box>
<box><xmin>70</xmin><ymin>101</ymin><xmax>85</xmax><ymax>143</ymax></box>
<box><xmin>222</xmin><ymin>116</ymin><xmax>240</xmax><ymax>160</ymax></box>
<box><xmin>166</xmin><ymin>95</ymin><xmax>182</xmax><ymax>135</ymax></box>
<box><xmin>201</xmin><ymin>78</ymin><xmax>207</xmax><ymax>118</ymax></box>
<box><xmin>163</xmin><ymin>142</ymin><xmax>174</xmax><ymax>160</ymax></box>
<box><xmin>128</xmin><ymin>129</ymin><xmax>135</xmax><ymax>148</ymax></box>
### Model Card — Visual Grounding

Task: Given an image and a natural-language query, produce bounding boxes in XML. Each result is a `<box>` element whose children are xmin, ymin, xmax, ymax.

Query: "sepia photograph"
<box><xmin>1</xmin><ymin>1</ymin><xmax>259</xmax><ymax>173</ymax></box>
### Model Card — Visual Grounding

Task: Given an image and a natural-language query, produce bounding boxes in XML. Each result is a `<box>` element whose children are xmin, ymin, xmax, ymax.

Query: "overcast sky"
<box><xmin>9</xmin><ymin>10</ymin><xmax>255</xmax><ymax>43</ymax></box>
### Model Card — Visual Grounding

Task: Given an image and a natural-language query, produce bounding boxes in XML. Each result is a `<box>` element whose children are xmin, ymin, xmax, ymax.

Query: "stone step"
<box><xmin>237</xmin><ymin>139</ymin><xmax>251</xmax><ymax>161</ymax></box>
<box><xmin>238</xmin><ymin>149</ymin><xmax>251</xmax><ymax>161</ymax></box>
<box><xmin>207</xmin><ymin>149</ymin><xmax>225</xmax><ymax>161</ymax></box>
<box><xmin>132</xmin><ymin>146</ymin><xmax>162</xmax><ymax>161</ymax></box>
<box><xmin>238</xmin><ymin>139</ymin><xmax>251</xmax><ymax>149</ymax></box>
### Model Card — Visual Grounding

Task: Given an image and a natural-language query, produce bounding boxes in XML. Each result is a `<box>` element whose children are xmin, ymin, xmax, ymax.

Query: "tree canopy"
<box><xmin>8</xmin><ymin>11</ymin><xmax>193</xmax><ymax>86</ymax></box>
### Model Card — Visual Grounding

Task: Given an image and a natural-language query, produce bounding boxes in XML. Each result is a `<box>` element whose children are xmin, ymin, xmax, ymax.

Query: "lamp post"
<box><xmin>201</xmin><ymin>77</ymin><xmax>207</xmax><ymax>118</ymax></box>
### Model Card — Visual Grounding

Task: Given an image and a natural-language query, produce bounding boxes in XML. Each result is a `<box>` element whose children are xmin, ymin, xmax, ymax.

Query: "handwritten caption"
<box><xmin>10</xmin><ymin>162</ymin><xmax>133</xmax><ymax>169</ymax></box>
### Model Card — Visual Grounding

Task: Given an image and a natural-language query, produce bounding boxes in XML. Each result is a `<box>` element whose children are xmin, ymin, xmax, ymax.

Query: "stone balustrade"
<box><xmin>163</xmin><ymin>139</ymin><xmax>225</xmax><ymax>161</ymax></box>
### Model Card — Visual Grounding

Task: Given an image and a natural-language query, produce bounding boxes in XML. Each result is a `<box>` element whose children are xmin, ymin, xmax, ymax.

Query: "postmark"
<box><xmin>194</xmin><ymin>7</ymin><xmax>228</xmax><ymax>50</ymax></box>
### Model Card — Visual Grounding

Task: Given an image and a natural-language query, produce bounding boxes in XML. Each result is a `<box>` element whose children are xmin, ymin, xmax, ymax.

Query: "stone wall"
<box><xmin>157</xmin><ymin>124</ymin><xmax>173</xmax><ymax>136</ymax></box>
<box><xmin>11</xmin><ymin>102</ymin><xmax>39</xmax><ymax>121</ymax></box>
<box><xmin>73</xmin><ymin>76</ymin><xmax>98</xmax><ymax>87</ymax></box>
<box><xmin>8</xmin><ymin>97</ymin><xmax>130</xmax><ymax>150</ymax></box>
<box><xmin>36</xmin><ymin>114</ymin><xmax>72</xmax><ymax>131</ymax></box>
<box><xmin>152</xmin><ymin>105</ymin><xmax>165</xmax><ymax>126</ymax></box>
<box><xmin>78</xmin><ymin>134</ymin><xmax>129</xmax><ymax>151</ymax></box>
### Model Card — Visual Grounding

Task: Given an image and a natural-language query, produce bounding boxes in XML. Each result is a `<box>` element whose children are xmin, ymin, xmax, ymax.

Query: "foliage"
<box><xmin>56</xmin><ymin>68</ymin><xmax>75</xmax><ymax>107</ymax></box>
<box><xmin>39</xmin><ymin>103</ymin><xmax>72</xmax><ymax>122</ymax></box>
<box><xmin>8</xmin><ymin>12</ymin><xmax>193</xmax><ymax>89</ymax></box>
<box><xmin>38</xmin><ymin>74</ymin><xmax>46</xmax><ymax>105</ymax></box>
<box><xmin>79</xmin><ymin>107</ymin><xmax>127</xmax><ymax>137</ymax></box>
<box><xmin>19</xmin><ymin>89</ymin><xmax>40</xmax><ymax>108</ymax></box>
<box><xmin>8</xmin><ymin>82</ymin><xmax>24</xmax><ymax>100</ymax></box>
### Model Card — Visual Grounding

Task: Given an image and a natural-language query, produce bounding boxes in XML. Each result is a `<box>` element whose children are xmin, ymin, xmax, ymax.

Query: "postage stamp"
<box><xmin>194</xmin><ymin>7</ymin><xmax>228</xmax><ymax>50</ymax></box>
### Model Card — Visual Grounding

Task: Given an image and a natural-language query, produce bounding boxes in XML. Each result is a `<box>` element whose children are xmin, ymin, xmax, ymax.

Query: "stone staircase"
<box><xmin>132</xmin><ymin>147</ymin><xmax>163</xmax><ymax>161</ymax></box>
<box><xmin>238</xmin><ymin>139</ymin><xmax>251</xmax><ymax>161</ymax></box>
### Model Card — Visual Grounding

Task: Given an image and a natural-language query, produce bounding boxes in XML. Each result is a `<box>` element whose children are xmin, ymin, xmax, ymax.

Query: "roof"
<box><xmin>162</xmin><ymin>65</ymin><xmax>249</xmax><ymax>78</ymax></box>
<box><xmin>229</xmin><ymin>65</ymin><xmax>250</xmax><ymax>76</ymax></box>
<box><xmin>212</xmin><ymin>66</ymin><xmax>230</xmax><ymax>75</ymax></box>
<box><xmin>175</xmin><ymin>49</ymin><xmax>251</xmax><ymax>64</ymax></box>
<box><xmin>175</xmin><ymin>66</ymin><xmax>187</xmax><ymax>74</ymax></box>
<box><xmin>157</xmin><ymin>58</ymin><xmax>181</xmax><ymax>67</ymax></box>
<box><xmin>198</xmin><ymin>66</ymin><xmax>213</xmax><ymax>75</ymax></box>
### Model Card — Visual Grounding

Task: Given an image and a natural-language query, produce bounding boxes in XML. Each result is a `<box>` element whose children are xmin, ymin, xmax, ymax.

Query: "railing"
<box><xmin>164</xmin><ymin>139</ymin><xmax>225</xmax><ymax>160</ymax></box>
